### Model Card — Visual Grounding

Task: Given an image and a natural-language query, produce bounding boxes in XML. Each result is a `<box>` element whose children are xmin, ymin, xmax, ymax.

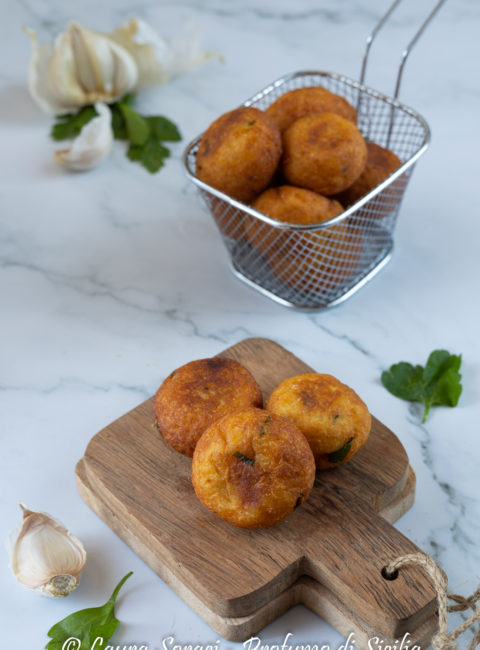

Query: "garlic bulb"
<box><xmin>8</xmin><ymin>503</ymin><xmax>86</xmax><ymax>597</ymax></box>
<box><xmin>26</xmin><ymin>19</ymin><xmax>219</xmax><ymax>115</ymax></box>
<box><xmin>26</xmin><ymin>22</ymin><xmax>138</xmax><ymax>115</ymax></box>
<box><xmin>55</xmin><ymin>102</ymin><xmax>113</xmax><ymax>171</ymax></box>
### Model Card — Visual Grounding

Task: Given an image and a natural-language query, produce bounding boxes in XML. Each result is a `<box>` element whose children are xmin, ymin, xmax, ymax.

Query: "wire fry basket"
<box><xmin>183</xmin><ymin>0</ymin><xmax>444</xmax><ymax>310</ymax></box>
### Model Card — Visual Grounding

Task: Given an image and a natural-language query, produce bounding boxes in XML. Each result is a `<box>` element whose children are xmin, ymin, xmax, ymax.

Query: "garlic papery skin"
<box><xmin>9</xmin><ymin>503</ymin><xmax>86</xmax><ymax>597</ymax></box>
<box><xmin>55</xmin><ymin>102</ymin><xmax>113</xmax><ymax>171</ymax></box>
<box><xmin>26</xmin><ymin>22</ymin><xmax>138</xmax><ymax>115</ymax></box>
<box><xmin>109</xmin><ymin>18</ymin><xmax>221</xmax><ymax>87</ymax></box>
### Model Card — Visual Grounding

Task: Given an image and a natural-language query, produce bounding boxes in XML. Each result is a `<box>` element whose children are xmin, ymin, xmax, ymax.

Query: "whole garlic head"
<box><xmin>26</xmin><ymin>22</ymin><xmax>138</xmax><ymax>115</ymax></box>
<box><xmin>26</xmin><ymin>19</ymin><xmax>219</xmax><ymax>116</ymax></box>
<box><xmin>55</xmin><ymin>102</ymin><xmax>113</xmax><ymax>171</ymax></box>
<box><xmin>8</xmin><ymin>503</ymin><xmax>86</xmax><ymax>597</ymax></box>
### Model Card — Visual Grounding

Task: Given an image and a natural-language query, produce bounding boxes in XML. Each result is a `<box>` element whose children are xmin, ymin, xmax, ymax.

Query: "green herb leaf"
<box><xmin>119</xmin><ymin>103</ymin><xmax>150</xmax><ymax>146</ymax></box>
<box><xmin>45</xmin><ymin>572</ymin><xmax>133</xmax><ymax>650</ymax></box>
<box><xmin>327</xmin><ymin>438</ymin><xmax>353</xmax><ymax>464</ymax></box>
<box><xmin>381</xmin><ymin>350</ymin><xmax>462</xmax><ymax>422</ymax></box>
<box><xmin>258</xmin><ymin>415</ymin><xmax>271</xmax><ymax>436</ymax></box>
<box><xmin>120</xmin><ymin>93</ymin><xmax>136</xmax><ymax>107</ymax></box>
<box><xmin>51</xmin><ymin>106</ymin><xmax>98</xmax><ymax>141</ymax></box>
<box><xmin>49</xmin><ymin>94</ymin><xmax>181</xmax><ymax>174</ymax></box>
<box><xmin>233</xmin><ymin>451</ymin><xmax>255</xmax><ymax>466</ymax></box>
<box><xmin>127</xmin><ymin>137</ymin><xmax>170</xmax><ymax>173</ymax></box>
<box><xmin>294</xmin><ymin>492</ymin><xmax>305</xmax><ymax>509</ymax></box>
<box><xmin>146</xmin><ymin>116</ymin><xmax>182</xmax><ymax>141</ymax></box>
<box><xmin>110</xmin><ymin>104</ymin><xmax>127</xmax><ymax>140</ymax></box>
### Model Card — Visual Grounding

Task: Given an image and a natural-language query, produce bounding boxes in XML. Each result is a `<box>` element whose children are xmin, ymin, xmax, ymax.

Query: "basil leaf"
<box><xmin>119</xmin><ymin>104</ymin><xmax>150</xmax><ymax>146</ymax></box>
<box><xmin>45</xmin><ymin>572</ymin><xmax>133</xmax><ymax>650</ymax></box>
<box><xmin>327</xmin><ymin>438</ymin><xmax>353</xmax><ymax>464</ymax></box>
<box><xmin>51</xmin><ymin>106</ymin><xmax>98</xmax><ymax>141</ymax></box>
<box><xmin>146</xmin><ymin>116</ymin><xmax>182</xmax><ymax>141</ymax></box>
<box><xmin>233</xmin><ymin>451</ymin><xmax>255</xmax><ymax>466</ymax></box>
<box><xmin>381</xmin><ymin>350</ymin><xmax>462</xmax><ymax>422</ymax></box>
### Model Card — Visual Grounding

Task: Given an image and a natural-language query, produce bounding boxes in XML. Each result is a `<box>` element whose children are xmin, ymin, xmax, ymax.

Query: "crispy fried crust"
<box><xmin>245</xmin><ymin>185</ymin><xmax>360</xmax><ymax>293</ymax></box>
<box><xmin>154</xmin><ymin>358</ymin><xmax>263</xmax><ymax>457</ymax></box>
<box><xmin>282</xmin><ymin>113</ymin><xmax>367</xmax><ymax>196</ymax></box>
<box><xmin>192</xmin><ymin>407</ymin><xmax>315</xmax><ymax>528</ymax></box>
<box><xmin>246</xmin><ymin>184</ymin><xmax>343</xmax><ymax>252</ymax></box>
<box><xmin>266</xmin><ymin>87</ymin><xmax>357</xmax><ymax>132</ymax></box>
<box><xmin>195</xmin><ymin>107</ymin><xmax>282</xmax><ymax>203</ymax></box>
<box><xmin>266</xmin><ymin>373</ymin><xmax>371</xmax><ymax>469</ymax></box>
<box><xmin>334</xmin><ymin>142</ymin><xmax>402</xmax><ymax>209</ymax></box>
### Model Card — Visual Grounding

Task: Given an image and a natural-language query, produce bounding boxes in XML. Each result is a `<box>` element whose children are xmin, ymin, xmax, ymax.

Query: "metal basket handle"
<box><xmin>360</xmin><ymin>0</ymin><xmax>446</xmax><ymax>100</ymax></box>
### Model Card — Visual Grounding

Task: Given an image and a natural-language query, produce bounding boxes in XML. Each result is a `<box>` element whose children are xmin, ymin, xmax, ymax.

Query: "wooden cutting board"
<box><xmin>76</xmin><ymin>338</ymin><xmax>439</xmax><ymax>647</ymax></box>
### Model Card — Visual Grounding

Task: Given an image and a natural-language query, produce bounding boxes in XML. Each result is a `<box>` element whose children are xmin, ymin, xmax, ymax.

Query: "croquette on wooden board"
<box><xmin>76</xmin><ymin>337</ymin><xmax>438</xmax><ymax>648</ymax></box>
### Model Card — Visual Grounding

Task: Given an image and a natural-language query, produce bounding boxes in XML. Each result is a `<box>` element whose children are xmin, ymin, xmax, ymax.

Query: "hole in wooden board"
<box><xmin>381</xmin><ymin>566</ymin><xmax>399</xmax><ymax>581</ymax></box>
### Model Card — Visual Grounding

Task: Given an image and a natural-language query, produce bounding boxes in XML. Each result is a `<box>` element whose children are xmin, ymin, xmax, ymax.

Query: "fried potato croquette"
<box><xmin>192</xmin><ymin>407</ymin><xmax>315</xmax><ymax>528</ymax></box>
<box><xmin>245</xmin><ymin>186</ymin><xmax>360</xmax><ymax>293</ymax></box>
<box><xmin>195</xmin><ymin>107</ymin><xmax>282</xmax><ymax>203</ymax></box>
<box><xmin>334</xmin><ymin>142</ymin><xmax>402</xmax><ymax>209</ymax></box>
<box><xmin>271</xmin><ymin>230</ymin><xmax>362</xmax><ymax>294</ymax></box>
<box><xmin>266</xmin><ymin>374</ymin><xmax>371</xmax><ymax>470</ymax></box>
<box><xmin>154</xmin><ymin>358</ymin><xmax>263</xmax><ymax>457</ymax></box>
<box><xmin>266</xmin><ymin>86</ymin><xmax>357</xmax><ymax>133</ymax></box>
<box><xmin>282</xmin><ymin>113</ymin><xmax>367</xmax><ymax>196</ymax></box>
<box><xmin>246</xmin><ymin>185</ymin><xmax>344</xmax><ymax>253</ymax></box>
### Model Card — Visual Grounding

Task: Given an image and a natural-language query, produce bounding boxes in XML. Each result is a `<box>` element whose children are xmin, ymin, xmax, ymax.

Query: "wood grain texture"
<box><xmin>76</xmin><ymin>338</ymin><xmax>438</xmax><ymax>644</ymax></box>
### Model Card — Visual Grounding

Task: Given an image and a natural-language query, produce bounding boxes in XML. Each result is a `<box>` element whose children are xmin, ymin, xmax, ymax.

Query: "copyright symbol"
<box><xmin>62</xmin><ymin>638</ymin><xmax>81</xmax><ymax>650</ymax></box>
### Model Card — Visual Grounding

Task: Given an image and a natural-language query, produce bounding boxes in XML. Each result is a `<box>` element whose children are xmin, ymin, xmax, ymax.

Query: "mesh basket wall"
<box><xmin>186</xmin><ymin>72</ymin><xmax>428</xmax><ymax>309</ymax></box>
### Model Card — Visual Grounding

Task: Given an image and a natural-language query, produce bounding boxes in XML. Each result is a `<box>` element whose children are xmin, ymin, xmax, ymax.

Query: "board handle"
<box><xmin>300</xmin><ymin>484</ymin><xmax>438</xmax><ymax>639</ymax></box>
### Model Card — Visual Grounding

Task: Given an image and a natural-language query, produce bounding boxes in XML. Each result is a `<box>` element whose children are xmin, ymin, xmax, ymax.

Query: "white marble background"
<box><xmin>1</xmin><ymin>0</ymin><xmax>480</xmax><ymax>648</ymax></box>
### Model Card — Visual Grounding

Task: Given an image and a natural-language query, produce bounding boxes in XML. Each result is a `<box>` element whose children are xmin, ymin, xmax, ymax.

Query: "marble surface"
<box><xmin>1</xmin><ymin>0</ymin><xmax>480</xmax><ymax>648</ymax></box>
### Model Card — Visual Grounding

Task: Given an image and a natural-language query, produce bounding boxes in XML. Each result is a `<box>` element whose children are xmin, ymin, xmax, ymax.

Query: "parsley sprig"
<box><xmin>381</xmin><ymin>350</ymin><xmax>462</xmax><ymax>422</ymax></box>
<box><xmin>45</xmin><ymin>572</ymin><xmax>133</xmax><ymax>650</ymax></box>
<box><xmin>51</xmin><ymin>95</ymin><xmax>181</xmax><ymax>173</ymax></box>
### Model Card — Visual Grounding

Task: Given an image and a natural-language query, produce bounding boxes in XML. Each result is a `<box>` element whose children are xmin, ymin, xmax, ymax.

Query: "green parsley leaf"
<box><xmin>259</xmin><ymin>415</ymin><xmax>271</xmax><ymax>436</ymax></box>
<box><xmin>233</xmin><ymin>451</ymin><xmax>255</xmax><ymax>466</ymax></box>
<box><xmin>120</xmin><ymin>93</ymin><xmax>136</xmax><ymax>107</ymax></box>
<box><xmin>119</xmin><ymin>103</ymin><xmax>150</xmax><ymax>146</ymax></box>
<box><xmin>110</xmin><ymin>104</ymin><xmax>128</xmax><ymax>140</ymax></box>
<box><xmin>49</xmin><ymin>94</ymin><xmax>181</xmax><ymax>174</ymax></box>
<box><xmin>45</xmin><ymin>572</ymin><xmax>132</xmax><ymax>650</ymax></box>
<box><xmin>294</xmin><ymin>492</ymin><xmax>305</xmax><ymax>509</ymax></box>
<box><xmin>51</xmin><ymin>106</ymin><xmax>98</xmax><ymax>141</ymax></box>
<box><xmin>381</xmin><ymin>350</ymin><xmax>462</xmax><ymax>422</ymax></box>
<box><xmin>127</xmin><ymin>137</ymin><xmax>170</xmax><ymax>173</ymax></box>
<box><xmin>146</xmin><ymin>116</ymin><xmax>182</xmax><ymax>141</ymax></box>
<box><xmin>327</xmin><ymin>438</ymin><xmax>353</xmax><ymax>464</ymax></box>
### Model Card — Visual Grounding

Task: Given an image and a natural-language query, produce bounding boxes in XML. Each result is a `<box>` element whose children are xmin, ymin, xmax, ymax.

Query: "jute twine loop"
<box><xmin>385</xmin><ymin>553</ymin><xmax>480</xmax><ymax>650</ymax></box>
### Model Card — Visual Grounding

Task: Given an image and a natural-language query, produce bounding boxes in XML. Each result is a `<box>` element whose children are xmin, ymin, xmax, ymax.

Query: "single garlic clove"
<box><xmin>24</xmin><ymin>28</ymin><xmax>74</xmax><ymax>115</ymax></box>
<box><xmin>54</xmin><ymin>102</ymin><xmax>113</xmax><ymax>171</ymax></box>
<box><xmin>9</xmin><ymin>503</ymin><xmax>86</xmax><ymax>597</ymax></box>
<box><xmin>109</xmin><ymin>18</ymin><xmax>221</xmax><ymax>87</ymax></box>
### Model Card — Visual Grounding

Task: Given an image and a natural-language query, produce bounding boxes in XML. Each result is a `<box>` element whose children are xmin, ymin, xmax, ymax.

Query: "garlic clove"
<box><xmin>109</xmin><ymin>18</ymin><xmax>221</xmax><ymax>87</ymax></box>
<box><xmin>54</xmin><ymin>102</ymin><xmax>113</xmax><ymax>171</ymax></box>
<box><xmin>9</xmin><ymin>503</ymin><xmax>86</xmax><ymax>597</ymax></box>
<box><xmin>24</xmin><ymin>28</ymin><xmax>74</xmax><ymax>115</ymax></box>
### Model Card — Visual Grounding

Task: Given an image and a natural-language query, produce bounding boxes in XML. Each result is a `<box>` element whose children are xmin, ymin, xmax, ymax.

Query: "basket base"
<box><xmin>230</xmin><ymin>246</ymin><xmax>393</xmax><ymax>310</ymax></box>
